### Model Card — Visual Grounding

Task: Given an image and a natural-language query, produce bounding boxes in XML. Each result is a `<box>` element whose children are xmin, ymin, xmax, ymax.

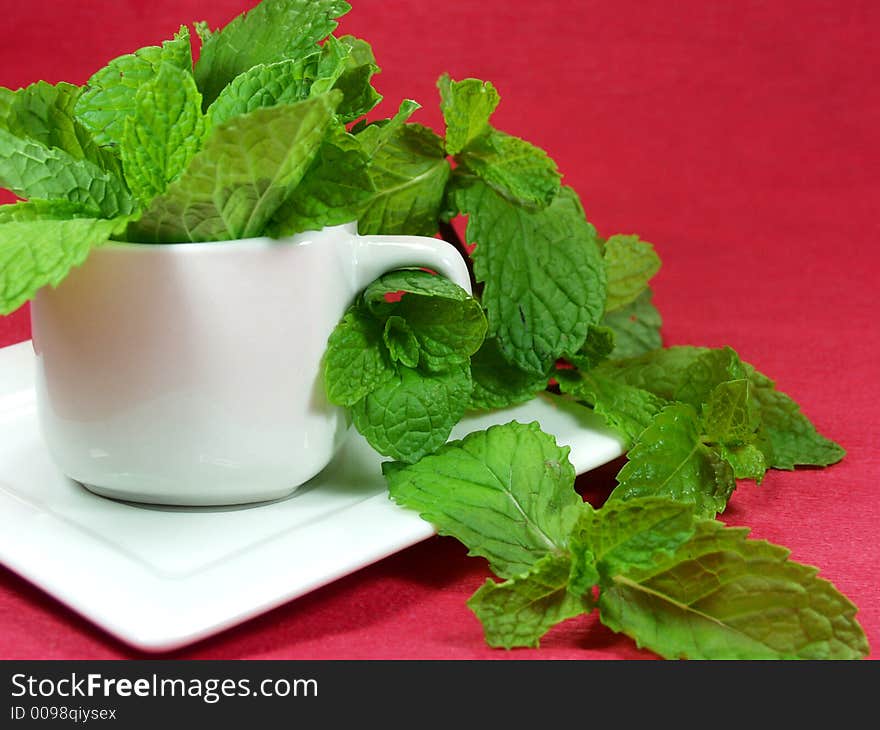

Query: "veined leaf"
<box><xmin>352</xmin><ymin>360</ymin><xmax>472</xmax><ymax>463</ymax></box>
<box><xmin>599</xmin><ymin>520</ymin><xmax>869</xmax><ymax>659</ymax></box>
<box><xmin>601</xmin><ymin>288</ymin><xmax>663</xmax><ymax>359</ymax></box>
<box><xmin>702</xmin><ymin>378</ymin><xmax>759</xmax><ymax>445</ymax></box>
<box><xmin>354</xmin><ymin>99</ymin><xmax>420</xmax><ymax>158</ymax></box>
<box><xmin>469</xmin><ymin>336</ymin><xmax>549</xmax><ymax>412</ymax></box>
<box><xmin>362</xmin><ymin>269</ymin><xmax>486</xmax><ymax>372</ymax></box>
<box><xmin>194</xmin><ymin>0</ymin><xmax>351</xmax><ymax>106</ymax></box>
<box><xmin>467</xmin><ymin>553</ymin><xmax>587</xmax><ymax>649</ymax></box>
<box><xmin>128</xmin><ymin>92</ymin><xmax>340</xmax><ymax>242</ymax></box>
<box><xmin>268</xmin><ymin>125</ymin><xmax>373</xmax><ymax>236</ymax></box>
<box><xmin>76</xmin><ymin>26</ymin><xmax>193</xmax><ymax>148</ymax></box>
<box><xmin>120</xmin><ymin>63</ymin><xmax>205</xmax><ymax>203</ymax></box>
<box><xmin>572</xmin><ymin>498</ymin><xmax>696</xmax><ymax>579</ymax></box>
<box><xmin>747</xmin><ymin>367</ymin><xmax>845</xmax><ymax>469</ymax></box>
<box><xmin>206</xmin><ymin>41</ymin><xmax>349</xmax><ymax>128</ymax></box>
<box><xmin>457</xmin><ymin>129</ymin><xmax>561</xmax><ymax>209</ymax></box>
<box><xmin>556</xmin><ymin>368</ymin><xmax>665</xmax><ymax>446</ymax></box>
<box><xmin>609</xmin><ymin>404</ymin><xmax>736</xmax><ymax>518</ymax></box>
<box><xmin>603</xmin><ymin>234</ymin><xmax>661</xmax><ymax>312</ymax></box>
<box><xmin>357</xmin><ymin>123</ymin><xmax>450</xmax><ymax>237</ymax></box>
<box><xmin>454</xmin><ymin>178</ymin><xmax>606</xmax><ymax>375</ymax></box>
<box><xmin>323</xmin><ymin>305</ymin><xmax>395</xmax><ymax>407</ymax></box>
<box><xmin>0</xmin><ymin>129</ymin><xmax>135</xmax><ymax>219</ymax></box>
<box><xmin>596</xmin><ymin>347</ymin><xmax>845</xmax><ymax>469</ymax></box>
<box><xmin>0</xmin><ymin>81</ymin><xmax>114</xmax><ymax>172</ymax></box>
<box><xmin>331</xmin><ymin>35</ymin><xmax>382</xmax><ymax>123</ymax></box>
<box><xmin>0</xmin><ymin>215</ymin><xmax>128</xmax><ymax>315</ymax></box>
<box><xmin>437</xmin><ymin>74</ymin><xmax>499</xmax><ymax>156</ymax></box>
<box><xmin>384</xmin><ymin>421</ymin><xmax>583</xmax><ymax>578</ymax></box>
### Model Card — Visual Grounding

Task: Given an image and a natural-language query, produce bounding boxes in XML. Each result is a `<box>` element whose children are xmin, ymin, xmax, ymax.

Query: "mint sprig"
<box><xmin>385</xmin><ymin>422</ymin><xmax>868</xmax><ymax>659</ymax></box>
<box><xmin>323</xmin><ymin>269</ymin><xmax>487</xmax><ymax>463</ymax></box>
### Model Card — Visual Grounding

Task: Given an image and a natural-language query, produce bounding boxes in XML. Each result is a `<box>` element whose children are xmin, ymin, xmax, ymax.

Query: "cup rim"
<box><xmin>104</xmin><ymin>221</ymin><xmax>358</xmax><ymax>251</ymax></box>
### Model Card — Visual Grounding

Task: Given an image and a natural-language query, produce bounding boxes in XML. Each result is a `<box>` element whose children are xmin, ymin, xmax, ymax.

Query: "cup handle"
<box><xmin>346</xmin><ymin>232</ymin><xmax>473</xmax><ymax>296</ymax></box>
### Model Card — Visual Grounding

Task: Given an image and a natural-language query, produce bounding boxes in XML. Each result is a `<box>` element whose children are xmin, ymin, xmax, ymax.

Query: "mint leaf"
<box><xmin>357</xmin><ymin>123</ymin><xmax>450</xmax><ymax>236</ymax></box>
<box><xmin>609</xmin><ymin>403</ymin><xmax>736</xmax><ymax>517</ymax></box>
<box><xmin>438</xmin><ymin>76</ymin><xmax>560</xmax><ymax>208</ymax></box>
<box><xmin>456</xmin><ymin>129</ymin><xmax>561</xmax><ymax>209</ymax></box>
<box><xmin>596</xmin><ymin>346</ymin><xmax>845</xmax><ymax>469</ymax></box>
<box><xmin>353</xmin><ymin>100</ymin><xmax>420</xmax><ymax>158</ymax></box>
<box><xmin>437</xmin><ymin>75</ymin><xmax>499</xmax><ymax>156</ymax></box>
<box><xmin>467</xmin><ymin>553</ymin><xmax>586</xmax><ymax>649</ymax></box>
<box><xmin>566</xmin><ymin>324</ymin><xmax>615</xmax><ymax>371</ymax></box>
<box><xmin>454</xmin><ymin>178</ymin><xmax>606</xmax><ymax>375</ymax></box>
<box><xmin>76</xmin><ymin>26</ymin><xmax>193</xmax><ymax>148</ymax></box>
<box><xmin>207</xmin><ymin>57</ymin><xmax>324</xmax><ymax>128</ymax></box>
<box><xmin>599</xmin><ymin>520</ymin><xmax>869</xmax><ymax>659</ymax></box>
<box><xmin>383</xmin><ymin>316</ymin><xmax>420</xmax><ymax>368</ymax></box>
<box><xmin>572</xmin><ymin>498</ymin><xmax>696</xmax><ymax>578</ymax></box>
<box><xmin>719</xmin><ymin>442</ymin><xmax>767</xmax><ymax>482</ymax></box>
<box><xmin>603</xmin><ymin>234</ymin><xmax>661</xmax><ymax>312</ymax></box>
<box><xmin>469</xmin><ymin>336</ymin><xmax>549</xmax><ymax>412</ymax></box>
<box><xmin>0</xmin><ymin>81</ymin><xmax>114</xmax><ymax>172</ymax></box>
<box><xmin>323</xmin><ymin>305</ymin><xmax>395</xmax><ymax>407</ymax></box>
<box><xmin>205</xmin><ymin>37</ymin><xmax>354</xmax><ymax>130</ymax></box>
<box><xmin>594</xmin><ymin>345</ymin><xmax>707</xmax><ymax>400</ymax></box>
<box><xmin>268</xmin><ymin>125</ymin><xmax>373</xmax><ymax>236</ymax></box>
<box><xmin>128</xmin><ymin>92</ymin><xmax>340</xmax><ymax>242</ymax></box>
<box><xmin>0</xmin><ymin>129</ymin><xmax>135</xmax><ymax>219</ymax></box>
<box><xmin>352</xmin><ymin>360</ymin><xmax>472</xmax><ymax>463</ymax></box>
<box><xmin>120</xmin><ymin>63</ymin><xmax>205</xmax><ymax>203</ymax></box>
<box><xmin>194</xmin><ymin>0</ymin><xmax>351</xmax><ymax>106</ymax></box>
<box><xmin>331</xmin><ymin>36</ymin><xmax>382</xmax><ymax>123</ymax></box>
<box><xmin>601</xmin><ymin>288</ymin><xmax>662</xmax><ymax>358</ymax></box>
<box><xmin>747</xmin><ymin>367</ymin><xmax>845</xmax><ymax>469</ymax></box>
<box><xmin>702</xmin><ymin>378</ymin><xmax>759</xmax><ymax>445</ymax></box>
<box><xmin>384</xmin><ymin>421</ymin><xmax>582</xmax><ymax>578</ymax></box>
<box><xmin>674</xmin><ymin>346</ymin><xmax>746</xmax><ymax>409</ymax></box>
<box><xmin>362</xmin><ymin>270</ymin><xmax>486</xmax><ymax>371</ymax></box>
<box><xmin>0</xmin><ymin>215</ymin><xmax>128</xmax><ymax>315</ymax></box>
<box><xmin>556</xmin><ymin>369</ymin><xmax>665</xmax><ymax>445</ymax></box>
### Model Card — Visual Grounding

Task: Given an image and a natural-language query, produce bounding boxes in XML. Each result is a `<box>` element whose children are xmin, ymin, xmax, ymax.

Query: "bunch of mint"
<box><xmin>1</xmin><ymin>0</ymin><xmax>394</xmax><ymax>313</ymax></box>
<box><xmin>0</xmin><ymin>0</ymin><xmax>865</xmax><ymax>658</ymax></box>
<box><xmin>385</xmin><ymin>423</ymin><xmax>866</xmax><ymax>659</ymax></box>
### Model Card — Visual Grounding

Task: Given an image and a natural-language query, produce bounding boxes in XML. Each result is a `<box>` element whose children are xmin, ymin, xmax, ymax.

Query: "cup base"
<box><xmin>80</xmin><ymin>481</ymin><xmax>300</xmax><ymax>508</ymax></box>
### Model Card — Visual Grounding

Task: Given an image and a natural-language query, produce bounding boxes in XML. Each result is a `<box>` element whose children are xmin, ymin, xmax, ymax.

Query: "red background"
<box><xmin>0</xmin><ymin>0</ymin><xmax>877</xmax><ymax>660</ymax></box>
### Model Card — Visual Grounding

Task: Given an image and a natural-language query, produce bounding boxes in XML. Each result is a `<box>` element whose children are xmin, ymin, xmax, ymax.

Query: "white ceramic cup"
<box><xmin>30</xmin><ymin>222</ymin><xmax>471</xmax><ymax>506</ymax></box>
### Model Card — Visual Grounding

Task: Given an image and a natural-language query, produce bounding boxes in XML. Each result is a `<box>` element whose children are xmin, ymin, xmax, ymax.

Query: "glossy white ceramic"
<box><xmin>29</xmin><ymin>223</ymin><xmax>471</xmax><ymax>506</ymax></box>
<box><xmin>0</xmin><ymin>341</ymin><xmax>625</xmax><ymax>652</ymax></box>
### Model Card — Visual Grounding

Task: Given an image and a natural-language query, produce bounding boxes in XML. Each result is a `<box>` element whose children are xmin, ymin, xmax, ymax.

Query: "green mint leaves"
<box><xmin>384</xmin><ymin>422</ymin><xmax>582</xmax><ymax>578</ymax></box>
<box><xmin>193</xmin><ymin>0</ymin><xmax>352</xmax><ymax>107</ymax></box>
<box><xmin>357</xmin><ymin>121</ymin><xmax>450</xmax><ymax>237</ymax></box>
<box><xmin>602</xmin><ymin>234</ymin><xmax>661</xmax><ymax>312</ymax></box>
<box><xmin>0</xmin><ymin>211</ymin><xmax>129</xmax><ymax>315</ymax></box>
<box><xmin>385</xmin><ymin>422</ymin><xmax>868</xmax><ymax>658</ymax></box>
<box><xmin>76</xmin><ymin>27</ymin><xmax>194</xmax><ymax>148</ymax></box>
<box><xmin>589</xmin><ymin>346</ymin><xmax>845</xmax><ymax>471</ymax></box>
<box><xmin>559</xmin><ymin>345</ymin><xmax>843</xmax><ymax>518</ymax></box>
<box><xmin>128</xmin><ymin>92</ymin><xmax>341</xmax><ymax>242</ymax></box>
<box><xmin>120</xmin><ymin>63</ymin><xmax>205</xmax><ymax>204</ymax></box>
<box><xmin>439</xmin><ymin>75</ymin><xmax>560</xmax><ymax>208</ymax></box>
<box><xmin>598</xmin><ymin>519</ymin><xmax>868</xmax><ymax>659</ymax></box>
<box><xmin>324</xmin><ymin>270</ymin><xmax>487</xmax><ymax>462</ymax></box>
<box><xmin>453</xmin><ymin>178</ymin><xmax>606</xmax><ymax>374</ymax></box>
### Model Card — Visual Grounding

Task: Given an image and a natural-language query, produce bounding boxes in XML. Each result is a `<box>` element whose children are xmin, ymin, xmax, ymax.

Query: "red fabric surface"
<box><xmin>0</xmin><ymin>0</ymin><xmax>877</xmax><ymax>660</ymax></box>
